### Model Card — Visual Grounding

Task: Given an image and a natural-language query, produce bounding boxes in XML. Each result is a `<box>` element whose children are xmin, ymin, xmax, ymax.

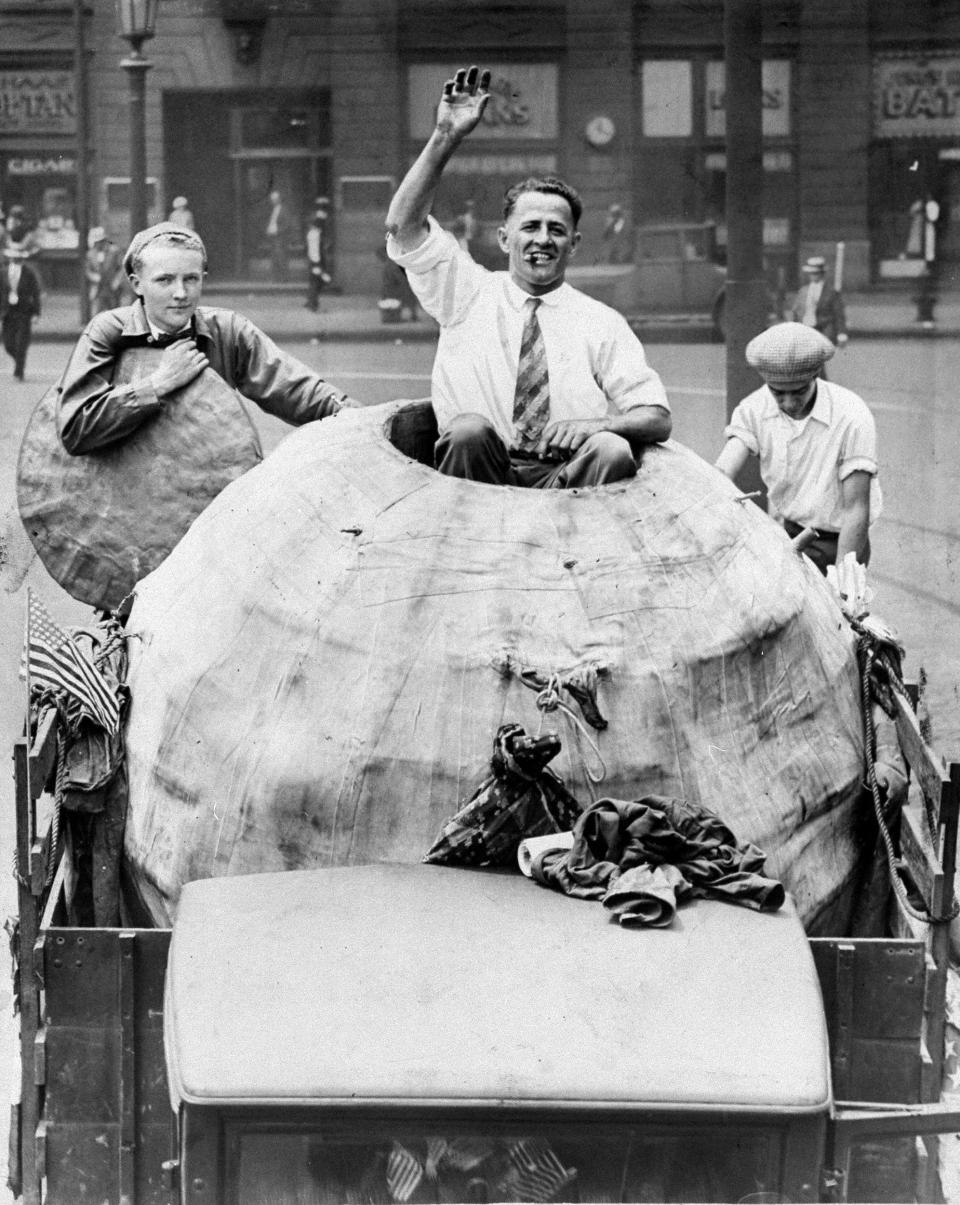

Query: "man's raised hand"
<box><xmin>436</xmin><ymin>65</ymin><xmax>491</xmax><ymax>141</ymax></box>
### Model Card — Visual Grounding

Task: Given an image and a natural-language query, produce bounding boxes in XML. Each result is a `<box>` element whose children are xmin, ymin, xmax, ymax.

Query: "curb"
<box><xmin>30</xmin><ymin>325</ymin><xmax>960</xmax><ymax>345</ymax></box>
<box><xmin>30</xmin><ymin>325</ymin><xmax>442</xmax><ymax>346</ymax></box>
<box><xmin>26</xmin><ymin>305</ymin><xmax>960</xmax><ymax>346</ymax></box>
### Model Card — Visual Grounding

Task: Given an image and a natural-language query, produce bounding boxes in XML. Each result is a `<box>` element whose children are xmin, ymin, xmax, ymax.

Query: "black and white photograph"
<box><xmin>2</xmin><ymin>2</ymin><xmax>960</xmax><ymax>1202</ymax></box>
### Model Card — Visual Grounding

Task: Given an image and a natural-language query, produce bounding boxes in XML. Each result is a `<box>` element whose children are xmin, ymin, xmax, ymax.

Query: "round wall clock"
<box><xmin>585</xmin><ymin>115</ymin><xmax>616</xmax><ymax>147</ymax></box>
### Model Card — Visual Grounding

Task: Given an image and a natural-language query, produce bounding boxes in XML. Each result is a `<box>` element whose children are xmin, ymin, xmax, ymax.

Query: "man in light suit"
<box><xmin>265</xmin><ymin>189</ymin><xmax>291</xmax><ymax>282</ymax></box>
<box><xmin>791</xmin><ymin>255</ymin><xmax>847</xmax><ymax>347</ymax></box>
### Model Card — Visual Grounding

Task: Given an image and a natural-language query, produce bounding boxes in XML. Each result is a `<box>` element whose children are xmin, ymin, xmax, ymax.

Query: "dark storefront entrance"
<box><xmin>870</xmin><ymin>53</ymin><xmax>960</xmax><ymax>280</ymax></box>
<box><xmin>163</xmin><ymin>89</ymin><xmax>331</xmax><ymax>281</ymax></box>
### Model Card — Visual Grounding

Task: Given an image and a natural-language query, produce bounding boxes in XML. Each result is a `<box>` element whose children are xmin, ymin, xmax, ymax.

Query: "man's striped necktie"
<box><xmin>512</xmin><ymin>297</ymin><xmax>551</xmax><ymax>451</ymax></box>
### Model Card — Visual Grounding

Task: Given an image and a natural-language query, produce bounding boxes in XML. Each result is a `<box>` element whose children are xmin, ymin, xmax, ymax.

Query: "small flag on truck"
<box><xmin>19</xmin><ymin>589</ymin><xmax>120</xmax><ymax>734</ymax></box>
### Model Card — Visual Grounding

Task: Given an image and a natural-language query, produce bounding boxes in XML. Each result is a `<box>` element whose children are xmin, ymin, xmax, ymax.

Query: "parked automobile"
<box><xmin>566</xmin><ymin>220</ymin><xmax>787</xmax><ymax>338</ymax></box>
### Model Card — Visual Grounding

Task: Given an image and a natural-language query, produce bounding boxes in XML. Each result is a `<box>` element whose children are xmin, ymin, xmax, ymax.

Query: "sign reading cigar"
<box><xmin>874</xmin><ymin>55</ymin><xmax>960</xmax><ymax>138</ymax></box>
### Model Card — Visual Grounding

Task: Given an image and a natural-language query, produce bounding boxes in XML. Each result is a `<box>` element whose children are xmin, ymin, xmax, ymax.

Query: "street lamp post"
<box><xmin>115</xmin><ymin>0</ymin><xmax>159</xmax><ymax>240</ymax></box>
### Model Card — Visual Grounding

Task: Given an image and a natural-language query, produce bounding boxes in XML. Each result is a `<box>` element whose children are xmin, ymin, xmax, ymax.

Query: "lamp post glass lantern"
<box><xmin>116</xmin><ymin>0</ymin><xmax>158</xmax><ymax>240</ymax></box>
<box><xmin>116</xmin><ymin>0</ymin><xmax>158</xmax><ymax>54</ymax></box>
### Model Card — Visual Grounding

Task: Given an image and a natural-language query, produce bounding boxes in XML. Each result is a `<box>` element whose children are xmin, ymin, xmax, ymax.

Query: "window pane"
<box><xmin>233</xmin><ymin>1119</ymin><xmax>778</xmax><ymax>1204</ymax></box>
<box><xmin>705</xmin><ymin>60</ymin><xmax>792</xmax><ymax>137</ymax></box>
<box><xmin>642</xmin><ymin>60</ymin><xmax>692</xmax><ymax>137</ymax></box>
<box><xmin>237</xmin><ymin>104</ymin><xmax>330</xmax><ymax>150</ymax></box>
<box><xmin>635</xmin><ymin>144</ymin><xmax>702</xmax><ymax>223</ymax></box>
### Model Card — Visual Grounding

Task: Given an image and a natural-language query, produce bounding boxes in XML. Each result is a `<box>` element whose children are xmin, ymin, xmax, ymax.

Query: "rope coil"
<box><xmin>527</xmin><ymin>671</ymin><xmax>607</xmax><ymax>788</ymax></box>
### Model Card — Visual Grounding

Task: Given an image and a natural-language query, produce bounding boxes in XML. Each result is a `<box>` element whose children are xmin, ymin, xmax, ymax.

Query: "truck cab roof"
<box><xmin>164</xmin><ymin>863</ymin><xmax>830</xmax><ymax>1114</ymax></box>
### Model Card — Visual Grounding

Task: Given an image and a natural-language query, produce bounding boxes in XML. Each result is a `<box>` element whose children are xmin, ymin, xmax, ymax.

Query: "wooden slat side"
<box><xmin>14</xmin><ymin>736</ymin><xmax>42</xmax><ymax>1205</ymax></box>
<box><xmin>899</xmin><ymin>804</ymin><xmax>943</xmax><ymax>908</ymax></box>
<box><xmin>888</xmin><ymin>892</ymin><xmax>929</xmax><ymax>943</ymax></box>
<box><xmin>28</xmin><ymin>707</ymin><xmax>58</xmax><ymax>802</ymax></box>
<box><xmin>891</xmin><ymin>686</ymin><xmax>949</xmax><ymax>823</ymax></box>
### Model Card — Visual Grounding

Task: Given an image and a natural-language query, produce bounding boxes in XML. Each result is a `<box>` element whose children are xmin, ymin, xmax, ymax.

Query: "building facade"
<box><xmin>2</xmin><ymin>0</ymin><xmax>960</xmax><ymax>293</ymax></box>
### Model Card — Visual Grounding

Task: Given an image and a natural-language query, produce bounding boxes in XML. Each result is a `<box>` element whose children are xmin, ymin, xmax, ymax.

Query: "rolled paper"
<box><xmin>518</xmin><ymin>830</ymin><xmax>575</xmax><ymax>878</ymax></box>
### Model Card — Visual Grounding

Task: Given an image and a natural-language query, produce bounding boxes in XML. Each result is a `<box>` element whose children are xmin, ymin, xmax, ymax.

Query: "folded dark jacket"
<box><xmin>530</xmin><ymin>795</ymin><xmax>784</xmax><ymax>925</ymax></box>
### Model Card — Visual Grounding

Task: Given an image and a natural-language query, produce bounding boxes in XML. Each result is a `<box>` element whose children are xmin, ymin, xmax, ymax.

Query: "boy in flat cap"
<box><xmin>56</xmin><ymin>221</ymin><xmax>356</xmax><ymax>455</ymax></box>
<box><xmin>715</xmin><ymin>322</ymin><xmax>881</xmax><ymax>575</ymax></box>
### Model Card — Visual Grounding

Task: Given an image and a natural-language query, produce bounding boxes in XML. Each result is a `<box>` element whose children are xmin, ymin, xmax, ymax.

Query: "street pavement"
<box><xmin>27</xmin><ymin>280</ymin><xmax>960</xmax><ymax>345</ymax></box>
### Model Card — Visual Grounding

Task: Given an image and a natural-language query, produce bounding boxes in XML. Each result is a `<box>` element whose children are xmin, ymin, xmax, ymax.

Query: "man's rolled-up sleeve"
<box><xmin>838</xmin><ymin>409</ymin><xmax>878</xmax><ymax>480</ymax></box>
<box><xmin>723</xmin><ymin>401</ymin><xmax>760</xmax><ymax>455</ymax></box>
<box><xmin>596</xmin><ymin>313</ymin><xmax>671</xmax><ymax>414</ymax></box>
<box><xmin>386</xmin><ymin>216</ymin><xmax>482</xmax><ymax>326</ymax></box>
<box><xmin>57</xmin><ymin>319</ymin><xmax>164</xmax><ymax>455</ymax></box>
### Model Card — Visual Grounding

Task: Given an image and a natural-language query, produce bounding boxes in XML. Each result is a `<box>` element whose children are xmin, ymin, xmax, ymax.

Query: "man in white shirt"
<box><xmin>715</xmin><ymin>322</ymin><xmax>881</xmax><ymax>574</ymax></box>
<box><xmin>265</xmin><ymin>190</ymin><xmax>290</xmax><ymax>282</ymax></box>
<box><xmin>385</xmin><ymin>65</ymin><xmax>671</xmax><ymax>488</ymax></box>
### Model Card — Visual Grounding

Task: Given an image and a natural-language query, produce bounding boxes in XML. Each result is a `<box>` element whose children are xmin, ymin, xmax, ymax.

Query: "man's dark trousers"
<box><xmin>435</xmin><ymin>413</ymin><xmax>638</xmax><ymax>488</ymax></box>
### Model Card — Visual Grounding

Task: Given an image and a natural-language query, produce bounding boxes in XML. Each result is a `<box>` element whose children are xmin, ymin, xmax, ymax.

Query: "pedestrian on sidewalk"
<box><xmin>1</xmin><ymin>240</ymin><xmax>42</xmax><ymax>381</ymax></box>
<box><xmin>167</xmin><ymin>195</ymin><xmax>195</xmax><ymax>230</ymax></box>
<box><xmin>2</xmin><ymin>204</ymin><xmax>40</xmax><ymax>259</ymax></box>
<box><xmin>601</xmin><ymin>202</ymin><xmax>633</xmax><ymax>265</ymax></box>
<box><xmin>791</xmin><ymin>255</ymin><xmax>848</xmax><ymax>359</ymax></box>
<box><xmin>264</xmin><ymin>189</ymin><xmax>291</xmax><ymax>282</ymax></box>
<box><xmin>715</xmin><ymin>322</ymin><xmax>881</xmax><ymax>575</ymax></box>
<box><xmin>305</xmin><ymin>199</ymin><xmax>333</xmax><ymax>310</ymax></box>
<box><xmin>56</xmin><ymin>221</ymin><xmax>360</xmax><ymax>456</ymax></box>
<box><xmin>85</xmin><ymin>226</ymin><xmax>125</xmax><ymax>315</ymax></box>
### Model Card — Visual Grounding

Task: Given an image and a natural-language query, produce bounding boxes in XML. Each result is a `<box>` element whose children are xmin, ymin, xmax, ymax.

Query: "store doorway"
<box><xmin>163</xmin><ymin>89</ymin><xmax>331</xmax><ymax>281</ymax></box>
<box><xmin>936</xmin><ymin>151</ymin><xmax>960</xmax><ymax>266</ymax></box>
<box><xmin>235</xmin><ymin>156</ymin><xmax>331</xmax><ymax>281</ymax></box>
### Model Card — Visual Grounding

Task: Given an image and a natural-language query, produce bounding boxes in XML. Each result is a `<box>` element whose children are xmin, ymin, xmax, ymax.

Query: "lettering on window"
<box><xmin>407</xmin><ymin>64</ymin><xmax>558</xmax><ymax>141</ymax></box>
<box><xmin>875</xmin><ymin>57</ymin><xmax>960</xmax><ymax>137</ymax></box>
<box><xmin>0</xmin><ymin>72</ymin><xmax>76</xmax><ymax>135</ymax></box>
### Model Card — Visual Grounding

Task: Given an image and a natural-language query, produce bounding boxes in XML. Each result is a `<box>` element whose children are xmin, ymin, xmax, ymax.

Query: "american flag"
<box><xmin>506</xmin><ymin>1137</ymin><xmax>577</xmax><ymax>1202</ymax></box>
<box><xmin>385</xmin><ymin>1142</ymin><xmax>423</xmax><ymax>1203</ymax></box>
<box><xmin>20</xmin><ymin>591</ymin><xmax>120</xmax><ymax>735</ymax></box>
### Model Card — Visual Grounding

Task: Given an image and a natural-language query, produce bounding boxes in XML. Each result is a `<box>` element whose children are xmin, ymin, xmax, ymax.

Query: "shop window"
<box><xmin>642</xmin><ymin>61</ymin><xmax>693</xmax><ymax>137</ymax></box>
<box><xmin>103</xmin><ymin>177</ymin><xmax>158</xmax><ymax>213</ymax></box>
<box><xmin>339</xmin><ymin>177</ymin><xmax>395</xmax><ymax>212</ymax></box>
<box><xmin>704</xmin><ymin>60</ymin><xmax>792</xmax><ymax>138</ymax></box>
<box><xmin>868</xmin><ymin>142</ymin><xmax>941</xmax><ymax>266</ymax></box>
<box><xmin>407</xmin><ymin>63</ymin><xmax>559</xmax><ymax>141</ymax></box>
<box><xmin>700</xmin><ymin>153</ymin><xmax>793</xmax><ymax>251</ymax></box>
<box><xmin>3</xmin><ymin>155</ymin><xmax>79</xmax><ymax>249</ymax></box>
<box><xmin>233</xmin><ymin>101</ymin><xmax>330</xmax><ymax>151</ymax></box>
<box><xmin>239</xmin><ymin>108</ymin><xmax>312</xmax><ymax>149</ymax></box>
<box><xmin>35</xmin><ymin>186</ymin><xmax>78</xmax><ymax>249</ymax></box>
<box><xmin>635</xmin><ymin>143</ymin><xmax>702</xmax><ymax>226</ymax></box>
<box><xmin>636</xmin><ymin>55</ymin><xmax>796</xmax><ymax>276</ymax></box>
